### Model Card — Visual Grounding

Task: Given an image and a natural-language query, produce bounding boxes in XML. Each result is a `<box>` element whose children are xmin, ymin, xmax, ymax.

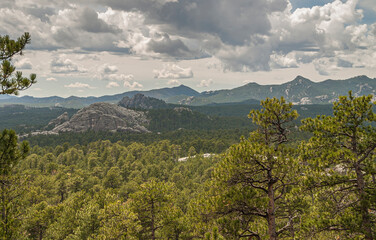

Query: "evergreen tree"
<box><xmin>212</xmin><ymin>97</ymin><xmax>305</xmax><ymax>239</ymax></box>
<box><xmin>128</xmin><ymin>179</ymin><xmax>182</xmax><ymax>239</ymax></box>
<box><xmin>0</xmin><ymin>32</ymin><xmax>36</xmax><ymax>95</ymax></box>
<box><xmin>301</xmin><ymin>92</ymin><xmax>376</xmax><ymax>239</ymax></box>
<box><xmin>0</xmin><ymin>129</ymin><xmax>30</xmax><ymax>239</ymax></box>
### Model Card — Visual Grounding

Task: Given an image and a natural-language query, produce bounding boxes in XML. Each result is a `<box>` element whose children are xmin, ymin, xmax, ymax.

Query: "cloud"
<box><xmin>99</xmin><ymin>64</ymin><xmax>118</xmax><ymax>74</ymax></box>
<box><xmin>77</xmin><ymin>54</ymin><xmax>100</xmax><ymax>61</ymax></box>
<box><xmin>123</xmin><ymin>81</ymin><xmax>143</xmax><ymax>89</ymax></box>
<box><xmin>96</xmin><ymin>63</ymin><xmax>142</xmax><ymax>89</ymax></box>
<box><xmin>147</xmin><ymin>33</ymin><xmax>196</xmax><ymax>59</ymax></box>
<box><xmin>78</xmin><ymin>8</ymin><xmax>120</xmax><ymax>34</ymax></box>
<box><xmin>154</xmin><ymin>64</ymin><xmax>193</xmax><ymax>79</ymax></box>
<box><xmin>51</xmin><ymin>55</ymin><xmax>87</xmax><ymax>74</ymax></box>
<box><xmin>167</xmin><ymin>79</ymin><xmax>181</xmax><ymax>86</ymax></box>
<box><xmin>198</xmin><ymin>79</ymin><xmax>213</xmax><ymax>87</ymax></box>
<box><xmin>269</xmin><ymin>52</ymin><xmax>298</xmax><ymax>68</ymax></box>
<box><xmin>15</xmin><ymin>58</ymin><xmax>33</xmax><ymax>69</ymax></box>
<box><xmin>0</xmin><ymin>0</ymin><xmax>374</xmax><ymax>76</ymax></box>
<box><xmin>46</xmin><ymin>77</ymin><xmax>57</xmax><ymax>81</ymax></box>
<box><xmin>101</xmin><ymin>0</ymin><xmax>287</xmax><ymax>45</ymax></box>
<box><xmin>64</xmin><ymin>82</ymin><xmax>95</xmax><ymax>89</ymax></box>
<box><xmin>106</xmin><ymin>81</ymin><xmax>120</xmax><ymax>88</ymax></box>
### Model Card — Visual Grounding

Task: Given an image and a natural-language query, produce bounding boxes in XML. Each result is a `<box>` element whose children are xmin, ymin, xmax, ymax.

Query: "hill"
<box><xmin>0</xmin><ymin>85</ymin><xmax>199</xmax><ymax>108</ymax></box>
<box><xmin>181</xmin><ymin>75</ymin><xmax>376</xmax><ymax>105</ymax></box>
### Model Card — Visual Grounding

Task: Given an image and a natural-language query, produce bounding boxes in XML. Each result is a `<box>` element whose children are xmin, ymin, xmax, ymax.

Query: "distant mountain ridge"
<box><xmin>181</xmin><ymin>75</ymin><xmax>376</xmax><ymax>105</ymax></box>
<box><xmin>118</xmin><ymin>94</ymin><xmax>170</xmax><ymax>109</ymax></box>
<box><xmin>0</xmin><ymin>85</ymin><xmax>199</xmax><ymax>108</ymax></box>
<box><xmin>1</xmin><ymin>75</ymin><xmax>375</xmax><ymax>108</ymax></box>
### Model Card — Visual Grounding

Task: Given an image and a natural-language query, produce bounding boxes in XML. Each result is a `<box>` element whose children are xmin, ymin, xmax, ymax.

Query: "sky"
<box><xmin>1</xmin><ymin>0</ymin><xmax>376</xmax><ymax>97</ymax></box>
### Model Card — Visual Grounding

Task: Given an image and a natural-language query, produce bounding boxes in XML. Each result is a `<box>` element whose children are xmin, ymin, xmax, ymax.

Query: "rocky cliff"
<box><xmin>47</xmin><ymin>112</ymin><xmax>69</xmax><ymax>129</ymax></box>
<box><xmin>51</xmin><ymin>103</ymin><xmax>150</xmax><ymax>133</ymax></box>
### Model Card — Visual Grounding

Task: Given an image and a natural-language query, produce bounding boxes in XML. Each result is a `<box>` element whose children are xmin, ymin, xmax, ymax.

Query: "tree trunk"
<box><xmin>355</xmin><ymin>164</ymin><xmax>374</xmax><ymax>240</ymax></box>
<box><xmin>267</xmin><ymin>171</ymin><xmax>277</xmax><ymax>240</ymax></box>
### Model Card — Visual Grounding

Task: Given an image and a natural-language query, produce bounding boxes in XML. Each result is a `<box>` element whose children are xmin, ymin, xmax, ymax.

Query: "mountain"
<box><xmin>118</xmin><ymin>94</ymin><xmax>170</xmax><ymax>109</ymax></box>
<box><xmin>1</xmin><ymin>75</ymin><xmax>375</xmax><ymax>108</ymax></box>
<box><xmin>180</xmin><ymin>75</ymin><xmax>376</xmax><ymax>105</ymax></box>
<box><xmin>0</xmin><ymin>85</ymin><xmax>199</xmax><ymax>108</ymax></box>
<box><xmin>50</xmin><ymin>103</ymin><xmax>150</xmax><ymax>133</ymax></box>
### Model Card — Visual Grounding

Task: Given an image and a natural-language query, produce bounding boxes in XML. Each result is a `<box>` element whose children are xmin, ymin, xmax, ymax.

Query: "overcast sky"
<box><xmin>1</xmin><ymin>0</ymin><xmax>376</xmax><ymax>97</ymax></box>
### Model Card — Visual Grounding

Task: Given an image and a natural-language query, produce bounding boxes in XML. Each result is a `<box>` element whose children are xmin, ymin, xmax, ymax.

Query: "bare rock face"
<box><xmin>173</xmin><ymin>107</ymin><xmax>193</xmax><ymax>113</ymax></box>
<box><xmin>47</xmin><ymin>112</ymin><xmax>70</xmax><ymax>129</ymax></box>
<box><xmin>118</xmin><ymin>93</ymin><xmax>168</xmax><ymax>109</ymax></box>
<box><xmin>51</xmin><ymin>103</ymin><xmax>150</xmax><ymax>133</ymax></box>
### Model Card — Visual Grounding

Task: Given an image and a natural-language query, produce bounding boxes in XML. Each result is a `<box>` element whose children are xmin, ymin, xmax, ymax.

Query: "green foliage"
<box><xmin>301</xmin><ymin>92</ymin><xmax>376</xmax><ymax>239</ymax></box>
<box><xmin>0</xmin><ymin>32</ymin><xmax>36</xmax><ymax>95</ymax></box>
<box><xmin>210</xmin><ymin>97</ymin><xmax>306</xmax><ymax>239</ymax></box>
<box><xmin>2</xmin><ymin>93</ymin><xmax>376</xmax><ymax>239</ymax></box>
<box><xmin>0</xmin><ymin>129</ymin><xmax>30</xmax><ymax>239</ymax></box>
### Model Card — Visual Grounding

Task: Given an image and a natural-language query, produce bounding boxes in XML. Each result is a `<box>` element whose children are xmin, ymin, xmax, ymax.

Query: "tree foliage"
<box><xmin>301</xmin><ymin>92</ymin><xmax>376</xmax><ymax>239</ymax></box>
<box><xmin>0</xmin><ymin>32</ymin><xmax>36</xmax><ymax>95</ymax></box>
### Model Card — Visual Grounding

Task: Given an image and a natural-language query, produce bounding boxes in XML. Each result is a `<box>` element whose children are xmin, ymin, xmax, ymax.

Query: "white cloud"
<box><xmin>51</xmin><ymin>55</ymin><xmax>87</xmax><ymax>74</ymax></box>
<box><xmin>123</xmin><ymin>81</ymin><xmax>143</xmax><ymax>89</ymax></box>
<box><xmin>0</xmin><ymin>0</ymin><xmax>374</xmax><ymax>88</ymax></box>
<box><xmin>15</xmin><ymin>58</ymin><xmax>33</xmax><ymax>69</ymax></box>
<box><xmin>64</xmin><ymin>82</ymin><xmax>94</xmax><ymax>89</ymax></box>
<box><xmin>96</xmin><ymin>64</ymin><xmax>142</xmax><ymax>90</ymax></box>
<box><xmin>270</xmin><ymin>52</ymin><xmax>298</xmax><ymax>68</ymax></box>
<box><xmin>46</xmin><ymin>77</ymin><xmax>57</xmax><ymax>81</ymax></box>
<box><xmin>198</xmin><ymin>79</ymin><xmax>213</xmax><ymax>87</ymax></box>
<box><xmin>99</xmin><ymin>64</ymin><xmax>118</xmax><ymax>74</ymax></box>
<box><xmin>106</xmin><ymin>81</ymin><xmax>120</xmax><ymax>88</ymax></box>
<box><xmin>154</xmin><ymin>64</ymin><xmax>193</xmax><ymax>79</ymax></box>
<box><xmin>167</xmin><ymin>79</ymin><xmax>181</xmax><ymax>86</ymax></box>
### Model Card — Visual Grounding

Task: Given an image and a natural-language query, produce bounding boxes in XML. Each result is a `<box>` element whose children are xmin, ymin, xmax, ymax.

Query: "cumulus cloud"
<box><xmin>124</xmin><ymin>81</ymin><xmax>143</xmax><ymax>89</ymax></box>
<box><xmin>51</xmin><ymin>55</ymin><xmax>87</xmax><ymax>74</ymax></box>
<box><xmin>64</xmin><ymin>82</ymin><xmax>95</xmax><ymax>89</ymax></box>
<box><xmin>198</xmin><ymin>79</ymin><xmax>213</xmax><ymax>87</ymax></box>
<box><xmin>167</xmin><ymin>79</ymin><xmax>181</xmax><ymax>86</ymax></box>
<box><xmin>15</xmin><ymin>58</ymin><xmax>33</xmax><ymax>69</ymax></box>
<box><xmin>154</xmin><ymin>64</ymin><xmax>193</xmax><ymax>79</ymax></box>
<box><xmin>99</xmin><ymin>64</ymin><xmax>118</xmax><ymax>74</ymax></box>
<box><xmin>97</xmin><ymin>63</ymin><xmax>143</xmax><ymax>89</ymax></box>
<box><xmin>0</xmin><ymin>0</ymin><xmax>374</xmax><ymax>76</ymax></box>
<box><xmin>46</xmin><ymin>77</ymin><xmax>57</xmax><ymax>81</ymax></box>
<box><xmin>78</xmin><ymin>8</ymin><xmax>120</xmax><ymax>34</ymax></box>
<box><xmin>106</xmin><ymin>81</ymin><xmax>120</xmax><ymax>88</ymax></box>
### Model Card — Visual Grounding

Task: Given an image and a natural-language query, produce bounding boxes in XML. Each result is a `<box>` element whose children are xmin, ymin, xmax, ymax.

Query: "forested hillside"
<box><xmin>2</xmin><ymin>92</ymin><xmax>376</xmax><ymax>239</ymax></box>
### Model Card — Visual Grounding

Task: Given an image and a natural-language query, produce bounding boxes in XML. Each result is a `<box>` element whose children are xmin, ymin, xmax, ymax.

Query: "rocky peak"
<box><xmin>118</xmin><ymin>93</ymin><xmax>168</xmax><ymax>109</ymax></box>
<box><xmin>47</xmin><ymin>112</ymin><xmax>69</xmax><ymax>129</ymax></box>
<box><xmin>51</xmin><ymin>103</ymin><xmax>150</xmax><ymax>133</ymax></box>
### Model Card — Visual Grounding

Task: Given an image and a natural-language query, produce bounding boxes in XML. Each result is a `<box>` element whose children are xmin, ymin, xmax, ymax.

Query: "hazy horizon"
<box><xmin>1</xmin><ymin>0</ymin><xmax>375</xmax><ymax>97</ymax></box>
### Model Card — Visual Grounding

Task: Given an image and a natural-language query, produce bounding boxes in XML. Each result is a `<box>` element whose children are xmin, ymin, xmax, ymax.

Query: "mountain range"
<box><xmin>1</xmin><ymin>75</ymin><xmax>375</xmax><ymax>108</ymax></box>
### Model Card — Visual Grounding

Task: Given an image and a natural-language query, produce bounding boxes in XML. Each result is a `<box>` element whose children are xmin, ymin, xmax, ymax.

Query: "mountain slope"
<box><xmin>181</xmin><ymin>75</ymin><xmax>376</xmax><ymax>105</ymax></box>
<box><xmin>0</xmin><ymin>85</ymin><xmax>199</xmax><ymax>108</ymax></box>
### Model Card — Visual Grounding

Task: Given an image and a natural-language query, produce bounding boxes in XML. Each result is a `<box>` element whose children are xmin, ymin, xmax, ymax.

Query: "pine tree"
<box><xmin>212</xmin><ymin>97</ymin><xmax>306</xmax><ymax>239</ymax></box>
<box><xmin>0</xmin><ymin>129</ymin><xmax>30</xmax><ymax>239</ymax></box>
<box><xmin>0</xmin><ymin>33</ymin><xmax>35</xmax><ymax>239</ymax></box>
<box><xmin>301</xmin><ymin>92</ymin><xmax>376</xmax><ymax>239</ymax></box>
<box><xmin>0</xmin><ymin>32</ymin><xmax>36</xmax><ymax>95</ymax></box>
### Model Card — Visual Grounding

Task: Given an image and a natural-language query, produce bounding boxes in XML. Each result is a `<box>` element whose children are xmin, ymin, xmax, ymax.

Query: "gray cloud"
<box><xmin>15</xmin><ymin>58</ymin><xmax>33</xmax><ymax>69</ymax></box>
<box><xmin>100</xmin><ymin>0</ymin><xmax>288</xmax><ymax>46</ymax></box>
<box><xmin>147</xmin><ymin>33</ymin><xmax>194</xmax><ymax>58</ymax></box>
<box><xmin>78</xmin><ymin>8</ymin><xmax>120</xmax><ymax>33</ymax></box>
<box><xmin>337</xmin><ymin>59</ymin><xmax>353</xmax><ymax>68</ymax></box>
<box><xmin>23</xmin><ymin>5</ymin><xmax>55</xmax><ymax>22</ymax></box>
<box><xmin>51</xmin><ymin>55</ymin><xmax>87</xmax><ymax>74</ymax></box>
